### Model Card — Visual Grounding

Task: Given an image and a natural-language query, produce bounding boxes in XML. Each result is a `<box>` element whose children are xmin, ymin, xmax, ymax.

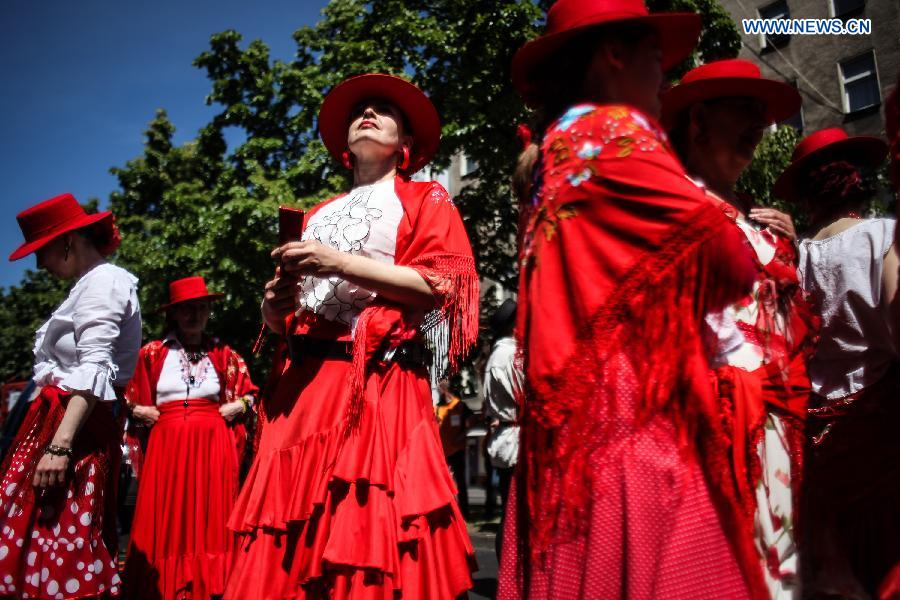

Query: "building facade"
<box><xmin>719</xmin><ymin>0</ymin><xmax>899</xmax><ymax>136</ymax></box>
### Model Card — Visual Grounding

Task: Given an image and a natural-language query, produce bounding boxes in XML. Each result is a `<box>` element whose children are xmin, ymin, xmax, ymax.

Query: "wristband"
<box><xmin>45</xmin><ymin>444</ymin><xmax>73</xmax><ymax>458</ymax></box>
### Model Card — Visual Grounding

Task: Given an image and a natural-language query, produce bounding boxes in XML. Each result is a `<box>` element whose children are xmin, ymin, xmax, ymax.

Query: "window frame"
<box><xmin>757</xmin><ymin>0</ymin><xmax>791</xmax><ymax>50</ymax></box>
<box><xmin>830</xmin><ymin>0</ymin><xmax>865</xmax><ymax>19</ymax></box>
<box><xmin>838</xmin><ymin>50</ymin><xmax>881</xmax><ymax>115</ymax></box>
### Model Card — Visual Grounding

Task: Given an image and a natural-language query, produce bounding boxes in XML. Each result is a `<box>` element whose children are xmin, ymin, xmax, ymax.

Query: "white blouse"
<box><xmin>155</xmin><ymin>337</ymin><xmax>221</xmax><ymax>405</ymax></box>
<box><xmin>33</xmin><ymin>262</ymin><xmax>142</xmax><ymax>402</ymax></box>
<box><xmin>702</xmin><ymin>200</ymin><xmax>783</xmax><ymax>372</ymax></box>
<box><xmin>799</xmin><ymin>218</ymin><xmax>897</xmax><ymax>399</ymax></box>
<box><xmin>297</xmin><ymin>179</ymin><xmax>404</xmax><ymax>329</ymax></box>
<box><xmin>483</xmin><ymin>337</ymin><xmax>523</xmax><ymax>469</ymax></box>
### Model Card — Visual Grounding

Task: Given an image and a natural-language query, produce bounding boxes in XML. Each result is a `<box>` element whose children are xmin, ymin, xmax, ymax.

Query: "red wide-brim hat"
<box><xmin>774</xmin><ymin>127</ymin><xmax>888</xmax><ymax>201</ymax></box>
<box><xmin>159</xmin><ymin>276</ymin><xmax>224</xmax><ymax>311</ymax></box>
<box><xmin>661</xmin><ymin>58</ymin><xmax>802</xmax><ymax>127</ymax></box>
<box><xmin>318</xmin><ymin>74</ymin><xmax>441</xmax><ymax>174</ymax></box>
<box><xmin>513</xmin><ymin>0</ymin><xmax>701</xmax><ymax>107</ymax></box>
<box><xmin>10</xmin><ymin>193</ymin><xmax>114</xmax><ymax>261</ymax></box>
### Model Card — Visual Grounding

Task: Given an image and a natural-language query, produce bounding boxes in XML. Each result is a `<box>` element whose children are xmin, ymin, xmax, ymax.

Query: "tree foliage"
<box><xmin>1</xmin><ymin>0</ymin><xmax>750</xmax><ymax>380</ymax></box>
<box><xmin>0</xmin><ymin>271</ymin><xmax>68</xmax><ymax>381</ymax></box>
<box><xmin>737</xmin><ymin>125</ymin><xmax>802</xmax><ymax>213</ymax></box>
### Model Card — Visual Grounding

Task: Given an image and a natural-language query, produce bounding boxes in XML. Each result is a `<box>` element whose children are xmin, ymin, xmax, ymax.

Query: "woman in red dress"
<box><xmin>662</xmin><ymin>59</ymin><xmax>817</xmax><ymax>598</ymax></box>
<box><xmin>498</xmin><ymin>0</ymin><xmax>764</xmax><ymax>597</ymax></box>
<box><xmin>123</xmin><ymin>276</ymin><xmax>257</xmax><ymax>599</ymax></box>
<box><xmin>0</xmin><ymin>193</ymin><xmax>140</xmax><ymax>598</ymax></box>
<box><xmin>225</xmin><ymin>74</ymin><xmax>479</xmax><ymax>599</ymax></box>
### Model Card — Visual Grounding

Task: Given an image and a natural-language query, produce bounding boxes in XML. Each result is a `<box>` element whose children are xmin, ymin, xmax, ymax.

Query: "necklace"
<box><xmin>184</xmin><ymin>350</ymin><xmax>207</xmax><ymax>363</ymax></box>
<box><xmin>844</xmin><ymin>211</ymin><xmax>863</xmax><ymax>220</ymax></box>
<box><xmin>178</xmin><ymin>349</ymin><xmax>210</xmax><ymax>388</ymax></box>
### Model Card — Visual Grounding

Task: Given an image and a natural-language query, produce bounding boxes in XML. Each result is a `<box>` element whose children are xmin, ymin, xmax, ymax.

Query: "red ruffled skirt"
<box><xmin>0</xmin><ymin>386</ymin><xmax>122</xmax><ymax>598</ymax></box>
<box><xmin>124</xmin><ymin>400</ymin><xmax>239</xmax><ymax>600</ymax></box>
<box><xmin>225</xmin><ymin>355</ymin><xmax>475</xmax><ymax>599</ymax></box>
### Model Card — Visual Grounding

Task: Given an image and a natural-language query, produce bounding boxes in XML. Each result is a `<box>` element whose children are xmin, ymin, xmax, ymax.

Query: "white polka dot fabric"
<box><xmin>0</xmin><ymin>412</ymin><xmax>121</xmax><ymax>597</ymax></box>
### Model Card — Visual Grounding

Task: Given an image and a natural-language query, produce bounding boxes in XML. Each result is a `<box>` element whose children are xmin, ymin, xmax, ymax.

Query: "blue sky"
<box><xmin>0</xmin><ymin>0</ymin><xmax>327</xmax><ymax>288</ymax></box>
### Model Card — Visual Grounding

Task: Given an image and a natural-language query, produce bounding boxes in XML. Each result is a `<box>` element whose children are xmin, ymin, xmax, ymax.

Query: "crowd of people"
<box><xmin>0</xmin><ymin>0</ymin><xmax>898</xmax><ymax>597</ymax></box>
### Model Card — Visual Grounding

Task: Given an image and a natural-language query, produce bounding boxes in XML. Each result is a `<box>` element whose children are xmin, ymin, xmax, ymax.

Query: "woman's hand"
<box><xmin>131</xmin><ymin>405</ymin><xmax>161</xmax><ymax>426</ymax></box>
<box><xmin>274</xmin><ymin>241</ymin><xmax>349</xmax><ymax>278</ymax></box>
<box><xmin>749</xmin><ymin>207</ymin><xmax>797</xmax><ymax>240</ymax></box>
<box><xmin>219</xmin><ymin>401</ymin><xmax>246</xmax><ymax>422</ymax></box>
<box><xmin>261</xmin><ymin>273</ymin><xmax>299</xmax><ymax>333</ymax></box>
<box><xmin>33</xmin><ymin>452</ymin><xmax>69</xmax><ymax>488</ymax></box>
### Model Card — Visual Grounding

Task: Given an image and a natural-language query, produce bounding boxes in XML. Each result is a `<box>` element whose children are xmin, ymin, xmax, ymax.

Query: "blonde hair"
<box><xmin>512</xmin><ymin>142</ymin><xmax>540</xmax><ymax>203</ymax></box>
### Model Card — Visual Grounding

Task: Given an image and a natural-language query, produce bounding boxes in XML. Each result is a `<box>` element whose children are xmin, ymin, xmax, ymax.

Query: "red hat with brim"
<box><xmin>513</xmin><ymin>0</ymin><xmax>701</xmax><ymax>107</ymax></box>
<box><xmin>10</xmin><ymin>193</ymin><xmax>115</xmax><ymax>262</ymax></box>
<box><xmin>159</xmin><ymin>276</ymin><xmax>224</xmax><ymax>311</ymax></box>
<box><xmin>661</xmin><ymin>59</ymin><xmax>801</xmax><ymax>127</ymax></box>
<box><xmin>319</xmin><ymin>74</ymin><xmax>440</xmax><ymax>174</ymax></box>
<box><xmin>774</xmin><ymin>127</ymin><xmax>888</xmax><ymax>202</ymax></box>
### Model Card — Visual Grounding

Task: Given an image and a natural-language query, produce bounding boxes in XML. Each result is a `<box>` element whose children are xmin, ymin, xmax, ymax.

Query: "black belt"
<box><xmin>287</xmin><ymin>336</ymin><xmax>432</xmax><ymax>369</ymax></box>
<box><xmin>287</xmin><ymin>336</ymin><xmax>353</xmax><ymax>362</ymax></box>
<box><xmin>389</xmin><ymin>342</ymin><xmax>433</xmax><ymax>369</ymax></box>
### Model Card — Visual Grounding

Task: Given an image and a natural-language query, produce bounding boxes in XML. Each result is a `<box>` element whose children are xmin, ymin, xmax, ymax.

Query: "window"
<box><xmin>839</xmin><ymin>52</ymin><xmax>881</xmax><ymax>114</ymax></box>
<box><xmin>781</xmin><ymin>80</ymin><xmax>804</xmax><ymax>132</ymax></box>
<box><xmin>758</xmin><ymin>0</ymin><xmax>790</xmax><ymax>49</ymax></box>
<box><xmin>460</xmin><ymin>153</ymin><xmax>478</xmax><ymax>178</ymax></box>
<box><xmin>832</xmin><ymin>0</ymin><xmax>865</xmax><ymax>18</ymax></box>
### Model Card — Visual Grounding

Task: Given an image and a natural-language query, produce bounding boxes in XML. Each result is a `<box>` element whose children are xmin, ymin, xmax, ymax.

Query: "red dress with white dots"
<box><xmin>0</xmin><ymin>386</ymin><xmax>122</xmax><ymax>598</ymax></box>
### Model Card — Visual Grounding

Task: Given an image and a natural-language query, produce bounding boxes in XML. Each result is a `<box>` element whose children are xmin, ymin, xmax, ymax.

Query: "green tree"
<box><xmin>0</xmin><ymin>0</ymin><xmax>752</xmax><ymax>380</ymax></box>
<box><xmin>107</xmin><ymin>110</ymin><xmax>286</xmax><ymax>370</ymax></box>
<box><xmin>0</xmin><ymin>271</ymin><xmax>68</xmax><ymax>381</ymax></box>
<box><xmin>737</xmin><ymin>125</ymin><xmax>802</xmax><ymax>213</ymax></box>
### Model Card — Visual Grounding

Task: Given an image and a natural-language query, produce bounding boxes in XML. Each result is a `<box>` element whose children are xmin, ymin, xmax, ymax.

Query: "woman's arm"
<box><xmin>33</xmin><ymin>393</ymin><xmax>97</xmax><ymax>488</ymax></box>
<box><xmin>274</xmin><ymin>241</ymin><xmax>436</xmax><ymax>310</ymax></box>
<box><xmin>883</xmin><ymin>243</ymin><xmax>900</xmax><ymax>350</ymax></box>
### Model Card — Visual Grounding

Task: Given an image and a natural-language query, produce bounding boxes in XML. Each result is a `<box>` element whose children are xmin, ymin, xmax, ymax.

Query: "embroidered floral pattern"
<box><xmin>521</xmin><ymin>104</ymin><xmax>668</xmax><ymax>268</ymax></box>
<box><xmin>299</xmin><ymin>184</ymin><xmax>396</xmax><ymax>326</ymax></box>
<box><xmin>428</xmin><ymin>184</ymin><xmax>455</xmax><ymax>206</ymax></box>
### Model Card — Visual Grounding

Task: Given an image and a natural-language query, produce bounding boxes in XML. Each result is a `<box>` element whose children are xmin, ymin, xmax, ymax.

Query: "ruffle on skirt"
<box><xmin>124</xmin><ymin>400</ymin><xmax>239</xmax><ymax>600</ymax></box>
<box><xmin>226</xmin><ymin>357</ymin><xmax>475</xmax><ymax>599</ymax></box>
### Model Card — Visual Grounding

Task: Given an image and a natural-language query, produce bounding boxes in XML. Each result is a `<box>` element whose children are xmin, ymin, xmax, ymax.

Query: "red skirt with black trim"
<box><xmin>124</xmin><ymin>399</ymin><xmax>239</xmax><ymax>600</ymax></box>
<box><xmin>0</xmin><ymin>386</ymin><xmax>122</xmax><ymax>598</ymax></box>
<box><xmin>225</xmin><ymin>355</ymin><xmax>475</xmax><ymax>599</ymax></box>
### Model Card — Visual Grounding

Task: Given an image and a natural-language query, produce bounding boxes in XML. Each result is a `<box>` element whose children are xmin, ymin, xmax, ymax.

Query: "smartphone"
<box><xmin>278</xmin><ymin>206</ymin><xmax>305</xmax><ymax>245</ymax></box>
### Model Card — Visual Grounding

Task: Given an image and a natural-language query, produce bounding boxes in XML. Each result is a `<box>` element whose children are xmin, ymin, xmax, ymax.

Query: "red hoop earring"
<box><xmin>341</xmin><ymin>151</ymin><xmax>354</xmax><ymax>170</ymax></box>
<box><xmin>397</xmin><ymin>146</ymin><xmax>410</xmax><ymax>171</ymax></box>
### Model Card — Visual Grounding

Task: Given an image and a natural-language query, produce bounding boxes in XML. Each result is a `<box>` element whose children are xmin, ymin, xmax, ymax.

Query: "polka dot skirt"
<box><xmin>0</xmin><ymin>403</ymin><xmax>121</xmax><ymax>598</ymax></box>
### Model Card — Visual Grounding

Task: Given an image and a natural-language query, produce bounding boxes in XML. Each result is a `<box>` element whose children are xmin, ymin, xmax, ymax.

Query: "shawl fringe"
<box><xmin>517</xmin><ymin>203</ymin><xmax>767</xmax><ymax>598</ymax></box>
<box><xmin>345</xmin><ymin>253</ymin><xmax>479</xmax><ymax>432</ymax></box>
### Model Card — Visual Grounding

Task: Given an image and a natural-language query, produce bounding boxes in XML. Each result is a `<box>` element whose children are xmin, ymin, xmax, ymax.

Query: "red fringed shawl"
<box><xmin>124</xmin><ymin>338</ymin><xmax>258</xmax><ymax>478</ymax></box>
<box><xmin>517</xmin><ymin>104</ymin><xmax>766</xmax><ymax>595</ymax></box>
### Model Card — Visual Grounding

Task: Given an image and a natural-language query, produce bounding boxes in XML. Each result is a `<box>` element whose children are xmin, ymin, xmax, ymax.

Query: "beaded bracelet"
<box><xmin>45</xmin><ymin>444</ymin><xmax>73</xmax><ymax>458</ymax></box>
